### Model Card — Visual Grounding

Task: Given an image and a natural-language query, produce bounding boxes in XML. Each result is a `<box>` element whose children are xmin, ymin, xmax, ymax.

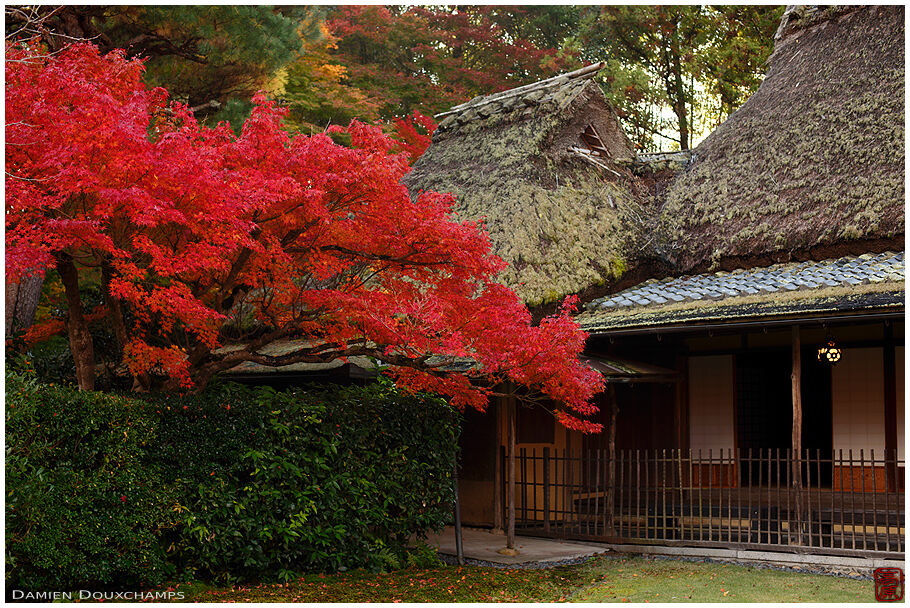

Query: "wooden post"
<box><xmin>790</xmin><ymin>325</ymin><xmax>804</xmax><ymax>545</ymax></box>
<box><xmin>543</xmin><ymin>447</ymin><xmax>551</xmax><ymax>534</ymax></box>
<box><xmin>493</xmin><ymin>390</ymin><xmax>519</xmax><ymax>556</ymax></box>
<box><xmin>453</xmin><ymin>461</ymin><xmax>465</xmax><ymax>565</ymax></box>
<box><xmin>606</xmin><ymin>384</ymin><xmax>618</xmax><ymax>535</ymax></box>
<box><xmin>493</xmin><ymin>398</ymin><xmax>504</xmax><ymax>533</ymax></box>
<box><xmin>791</xmin><ymin>326</ymin><xmax>802</xmax><ymax>486</ymax></box>
<box><xmin>507</xmin><ymin>395</ymin><xmax>516</xmax><ymax>550</ymax></box>
<box><xmin>675</xmin><ymin>354</ymin><xmax>689</xmax><ymax>452</ymax></box>
<box><xmin>883</xmin><ymin>322</ymin><xmax>897</xmax><ymax>492</ymax></box>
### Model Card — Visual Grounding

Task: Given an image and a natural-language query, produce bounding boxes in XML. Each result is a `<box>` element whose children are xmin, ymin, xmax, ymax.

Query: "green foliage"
<box><xmin>6</xmin><ymin>372</ymin><xmax>459</xmax><ymax>590</ymax></box>
<box><xmin>6</xmin><ymin>369</ymin><xmax>176</xmax><ymax>590</ymax></box>
<box><xmin>109</xmin><ymin>6</ymin><xmax>320</xmax><ymax>110</ymax></box>
<box><xmin>153</xmin><ymin>380</ymin><xmax>458</xmax><ymax>582</ymax></box>
<box><xmin>17</xmin><ymin>5</ymin><xmax>782</xmax><ymax>151</ymax></box>
<box><xmin>279</xmin><ymin>5</ymin><xmax>780</xmax><ymax>151</ymax></box>
<box><xmin>280</xmin><ymin>6</ymin><xmax>582</xmax><ymax>133</ymax></box>
<box><xmin>576</xmin><ymin>5</ymin><xmax>783</xmax><ymax>151</ymax></box>
<box><xmin>11</xmin><ymin>5</ymin><xmax>326</xmax><ymax>127</ymax></box>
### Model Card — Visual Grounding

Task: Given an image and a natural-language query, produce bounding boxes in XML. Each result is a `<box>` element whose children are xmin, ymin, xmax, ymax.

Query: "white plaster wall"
<box><xmin>896</xmin><ymin>346</ymin><xmax>904</xmax><ymax>461</ymax></box>
<box><xmin>688</xmin><ymin>355</ymin><xmax>735</xmax><ymax>453</ymax></box>
<box><xmin>831</xmin><ymin>347</ymin><xmax>885</xmax><ymax>456</ymax></box>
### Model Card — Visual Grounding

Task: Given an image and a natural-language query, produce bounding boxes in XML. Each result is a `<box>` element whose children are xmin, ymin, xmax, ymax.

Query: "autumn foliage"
<box><xmin>391</xmin><ymin>110</ymin><xmax>437</xmax><ymax>164</ymax></box>
<box><xmin>5</xmin><ymin>43</ymin><xmax>603</xmax><ymax>431</ymax></box>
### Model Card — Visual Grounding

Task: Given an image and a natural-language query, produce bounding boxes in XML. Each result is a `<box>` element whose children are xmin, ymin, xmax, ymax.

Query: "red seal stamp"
<box><xmin>875</xmin><ymin>567</ymin><xmax>904</xmax><ymax>602</ymax></box>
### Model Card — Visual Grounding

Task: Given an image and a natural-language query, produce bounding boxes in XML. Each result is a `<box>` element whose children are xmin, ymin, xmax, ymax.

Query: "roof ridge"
<box><xmin>434</xmin><ymin>61</ymin><xmax>605</xmax><ymax>119</ymax></box>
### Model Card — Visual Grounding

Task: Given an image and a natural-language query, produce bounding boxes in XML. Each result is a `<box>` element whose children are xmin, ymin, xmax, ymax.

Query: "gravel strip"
<box><xmin>438</xmin><ymin>551</ymin><xmax>873</xmax><ymax>579</ymax></box>
<box><xmin>645</xmin><ymin>554</ymin><xmax>874</xmax><ymax>580</ymax></box>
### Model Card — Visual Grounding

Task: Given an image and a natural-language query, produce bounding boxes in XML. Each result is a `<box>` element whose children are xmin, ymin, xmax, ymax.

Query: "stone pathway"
<box><xmin>425</xmin><ymin>526</ymin><xmax>608</xmax><ymax>566</ymax></box>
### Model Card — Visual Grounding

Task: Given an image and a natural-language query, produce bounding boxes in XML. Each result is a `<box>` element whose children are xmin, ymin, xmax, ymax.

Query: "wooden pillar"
<box><xmin>453</xmin><ymin>461</ymin><xmax>464</xmax><ymax>565</ymax></box>
<box><xmin>675</xmin><ymin>354</ymin><xmax>689</xmax><ymax>452</ymax></box>
<box><xmin>492</xmin><ymin>398</ymin><xmax>503</xmax><ymax>533</ymax></box>
<box><xmin>506</xmin><ymin>395</ymin><xmax>517</xmax><ymax>550</ymax></box>
<box><xmin>790</xmin><ymin>325</ymin><xmax>804</xmax><ymax>544</ymax></box>
<box><xmin>606</xmin><ymin>384</ymin><xmax>618</xmax><ymax>535</ymax></box>
<box><xmin>883</xmin><ymin>322</ymin><xmax>897</xmax><ymax>492</ymax></box>
<box><xmin>791</xmin><ymin>326</ymin><xmax>803</xmax><ymax>485</ymax></box>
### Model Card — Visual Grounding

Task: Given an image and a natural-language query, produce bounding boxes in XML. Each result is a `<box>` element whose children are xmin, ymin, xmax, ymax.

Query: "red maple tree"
<box><xmin>391</xmin><ymin>110</ymin><xmax>437</xmax><ymax>163</ymax></box>
<box><xmin>6</xmin><ymin>42</ymin><xmax>603</xmax><ymax>431</ymax></box>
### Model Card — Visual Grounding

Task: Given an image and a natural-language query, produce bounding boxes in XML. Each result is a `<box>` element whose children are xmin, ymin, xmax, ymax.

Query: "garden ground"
<box><xmin>152</xmin><ymin>555</ymin><xmax>875</xmax><ymax>603</ymax></box>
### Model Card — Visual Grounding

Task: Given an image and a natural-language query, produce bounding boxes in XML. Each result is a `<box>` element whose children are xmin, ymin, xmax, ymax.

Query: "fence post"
<box><xmin>543</xmin><ymin>447</ymin><xmax>551</xmax><ymax>534</ymax></box>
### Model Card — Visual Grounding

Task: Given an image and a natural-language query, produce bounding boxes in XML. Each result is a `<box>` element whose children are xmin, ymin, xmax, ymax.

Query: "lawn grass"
<box><xmin>154</xmin><ymin>555</ymin><xmax>875</xmax><ymax>603</ymax></box>
<box><xmin>569</xmin><ymin>557</ymin><xmax>873</xmax><ymax>603</ymax></box>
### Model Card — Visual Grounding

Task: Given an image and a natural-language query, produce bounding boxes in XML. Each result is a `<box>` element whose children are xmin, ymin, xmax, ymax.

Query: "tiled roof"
<box><xmin>578</xmin><ymin>252</ymin><xmax>905</xmax><ymax>333</ymax></box>
<box><xmin>433</xmin><ymin>62</ymin><xmax>604</xmax><ymax>138</ymax></box>
<box><xmin>587</xmin><ymin>252</ymin><xmax>903</xmax><ymax>312</ymax></box>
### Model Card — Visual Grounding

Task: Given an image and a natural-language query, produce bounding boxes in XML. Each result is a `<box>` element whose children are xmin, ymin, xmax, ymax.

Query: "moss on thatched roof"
<box><xmin>405</xmin><ymin>65</ymin><xmax>649</xmax><ymax>307</ymax></box>
<box><xmin>660</xmin><ymin>5</ymin><xmax>904</xmax><ymax>273</ymax></box>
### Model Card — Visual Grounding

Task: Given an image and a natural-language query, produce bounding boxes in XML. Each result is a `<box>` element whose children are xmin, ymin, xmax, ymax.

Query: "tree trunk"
<box><xmin>667</xmin><ymin>12</ymin><xmax>690</xmax><ymax>150</ymax></box>
<box><xmin>100</xmin><ymin>261</ymin><xmax>128</xmax><ymax>353</ymax></box>
<box><xmin>6</xmin><ymin>270</ymin><xmax>44</xmax><ymax>334</ymax></box>
<box><xmin>671</xmin><ymin>49</ymin><xmax>689</xmax><ymax>150</ymax></box>
<box><xmin>56</xmin><ymin>253</ymin><xmax>95</xmax><ymax>390</ymax></box>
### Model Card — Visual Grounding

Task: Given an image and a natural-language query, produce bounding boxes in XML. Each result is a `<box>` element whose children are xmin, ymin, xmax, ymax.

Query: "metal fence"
<box><xmin>506</xmin><ymin>447</ymin><xmax>904</xmax><ymax>557</ymax></box>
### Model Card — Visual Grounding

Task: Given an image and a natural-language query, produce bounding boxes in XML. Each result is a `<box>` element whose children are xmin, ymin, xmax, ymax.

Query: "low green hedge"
<box><xmin>6</xmin><ymin>371</ymin><xmax>176</xmax><ymax>590</ymax></box>
<box><xmin>6</xmin><ymin>371</ymin><xmax>459</xmax><ymax>590</ymax></box>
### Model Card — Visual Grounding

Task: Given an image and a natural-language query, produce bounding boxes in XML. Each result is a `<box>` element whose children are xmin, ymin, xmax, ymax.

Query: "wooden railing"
<box><xmin>505</xmin><ymin>447</ymin><xmax>904</xmax><ymax>557</ymax></box>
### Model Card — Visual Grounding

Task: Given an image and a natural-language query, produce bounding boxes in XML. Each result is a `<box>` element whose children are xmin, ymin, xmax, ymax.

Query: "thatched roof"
<box><xmin>405</xmin><ymin>64</ymin><xmax>649</xmax><ymax>307</ymax></box>
<box><xmin>659</xmin><ymin>5</ymin><xmax>904</xmax><ymax>274</ymax></box>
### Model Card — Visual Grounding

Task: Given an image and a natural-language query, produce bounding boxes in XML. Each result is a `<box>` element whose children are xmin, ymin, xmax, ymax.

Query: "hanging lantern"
<box><xmin>817</xmin><ymin>339</ymin><xmax>842</xmax><ymax>364</ymax></box>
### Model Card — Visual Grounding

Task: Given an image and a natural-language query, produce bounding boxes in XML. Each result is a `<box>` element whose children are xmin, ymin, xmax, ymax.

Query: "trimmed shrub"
<box><xmin>150</xmin><ymin>380</ymin><xmax>458</xmax><ymax>582</ymax></box>
<box><xmin>5</xmin><ymin>371</ymin><xmax>176</xmax><ymax>590</ymax></box>
<box><xmin>6</xmin><ymin>372</ymin><xmax>459</xmax><ymax>590</ymax></box>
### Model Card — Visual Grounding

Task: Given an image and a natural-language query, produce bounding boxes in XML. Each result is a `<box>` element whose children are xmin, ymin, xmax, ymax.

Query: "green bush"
<box><xmin>6</xmin><ymin>371</ymin><xmax>459</xmax><ymax>590</ymax></box>
<box><xmin>6</xmin><ymin>371</ymin><xmax>176</xmax><ymax>590</ymax></box>
<box><xmin>149</xmin><ymin>380</ymin><xmax>458</xmax><ymax>582</ymax></box>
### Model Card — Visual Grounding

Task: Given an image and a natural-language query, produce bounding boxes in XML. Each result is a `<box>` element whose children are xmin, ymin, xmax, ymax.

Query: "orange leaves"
<box><xmin>391</xmin><ymin>110</ymin><xmax>437</xmax><ymax>163</ymax></box>
<box><xmin>123</xmin><ymin>341</ymin><xmax>191</xmax><ymax>388</ymax></box>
